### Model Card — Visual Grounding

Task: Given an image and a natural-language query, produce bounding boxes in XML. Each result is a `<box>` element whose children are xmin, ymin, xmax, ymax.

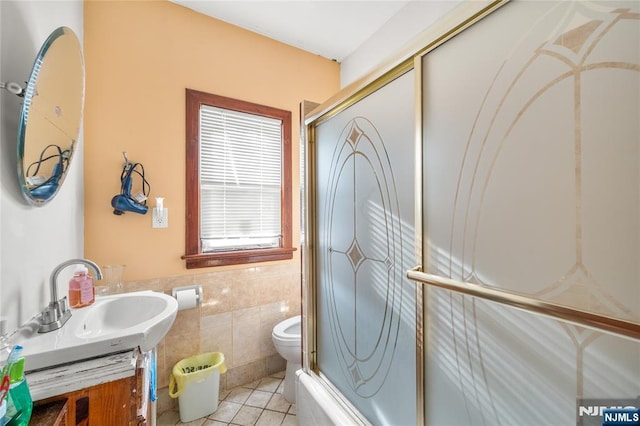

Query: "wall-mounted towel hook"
<box><xmin>122</xmin><ymin>151</ymin><xmax>131</xmax><ymax>168</ymax></box>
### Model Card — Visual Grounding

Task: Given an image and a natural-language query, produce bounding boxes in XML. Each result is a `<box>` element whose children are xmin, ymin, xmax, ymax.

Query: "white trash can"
<box><xmin>169</xmin><ymin>352</ymin><xmax>227</xmax><ymax>423</ymax></box>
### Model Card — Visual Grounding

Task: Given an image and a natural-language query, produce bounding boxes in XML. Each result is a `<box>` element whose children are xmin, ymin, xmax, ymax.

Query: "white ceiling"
<box><xmin>169</xmin><ymin>1</ymin><xmax>411</xmax><ymax>62</ymax></box>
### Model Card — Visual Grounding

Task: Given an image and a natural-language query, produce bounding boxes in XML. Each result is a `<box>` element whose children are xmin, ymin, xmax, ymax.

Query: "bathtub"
<box><xmin>295</xmin><ymin>369</ymin><xmax>369</xmax><ymax>426</ymax></box>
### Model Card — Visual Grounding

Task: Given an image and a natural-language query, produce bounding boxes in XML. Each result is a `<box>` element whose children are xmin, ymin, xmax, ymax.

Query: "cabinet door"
<box><xmin>84</xmin><ymin>377</ymin><xmax>138</xmax><ymax>425</ymax></box>
<box><xmin>34</xmin><ymin>375</ymin><xmax>139</xmax><ymax>425</ymax></box>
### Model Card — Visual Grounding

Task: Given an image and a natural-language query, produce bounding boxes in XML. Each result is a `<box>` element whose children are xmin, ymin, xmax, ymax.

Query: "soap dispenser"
<box><xmin>68</xmin><ymin>265</ymin><xmax>95</xmax><ymax>308</ymax></box>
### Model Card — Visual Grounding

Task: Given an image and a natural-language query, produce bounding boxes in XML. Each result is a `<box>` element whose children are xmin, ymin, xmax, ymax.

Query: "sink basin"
<box><xmin>8</xmin><ymin>290</ymin><xmax>178</xmax><ymax>372</ymax></box>
<box><xmin>76</xmin><ymin>293</ymin><xmax>173</xmax><ymax>340</ymax></box>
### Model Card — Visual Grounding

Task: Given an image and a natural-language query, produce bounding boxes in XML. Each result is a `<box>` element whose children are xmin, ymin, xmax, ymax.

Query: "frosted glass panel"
<box><xmin>315</xmin><ymin>70</ymin><xmax>417</xmax><ymax>425</ymax></box>
<box><xmin>423</xmin><ymin>0</ymin><xmax>640</xmax><ymax>321</ymax></box>
<box><xmin>422</xmin><ymin>1</ymin><xmax>640</xmax><ymax>424</ymax></box>
<box><xmin>426</xmin><ymin>287</ymin><xmax>640</xmax><ymax>426</ymax></box>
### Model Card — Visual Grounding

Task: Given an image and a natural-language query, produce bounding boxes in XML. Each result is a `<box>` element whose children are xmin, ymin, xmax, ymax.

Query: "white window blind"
<box><xmin>199</xmin><ymin>105</ymin><xmax>282</xmax><ymax>252</ymax></box>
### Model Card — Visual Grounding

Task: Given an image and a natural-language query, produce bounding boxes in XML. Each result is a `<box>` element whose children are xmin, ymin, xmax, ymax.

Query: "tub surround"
<box><xmin>296</xmin><ymin>370</ymin><xmax>365</xmax><ymax>426</ymax></box>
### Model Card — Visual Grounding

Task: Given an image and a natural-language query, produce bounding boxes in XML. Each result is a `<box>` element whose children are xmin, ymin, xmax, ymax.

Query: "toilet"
<box><xmin>272</xmin><ymin>315</ymin><xmax>302</xmax><ymax>403</ymax></box>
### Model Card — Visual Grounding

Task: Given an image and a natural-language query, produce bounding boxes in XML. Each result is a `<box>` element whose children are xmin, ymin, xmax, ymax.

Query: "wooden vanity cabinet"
<box><xmin>31</xmin><ymin>350</ymin><xmax>150</xmax><ymax>425</ymax></box>
<box><xmin>30</xmin><ymin>399</ymin><xmax>68</xmax><ymax>426</ymax></box>
<box><xmin>34</xmin><ymin>373</ymin><xmax>142</xmax><ymax>425</ymax></box>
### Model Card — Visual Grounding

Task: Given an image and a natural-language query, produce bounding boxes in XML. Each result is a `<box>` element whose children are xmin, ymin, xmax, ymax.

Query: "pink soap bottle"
<box><xmin>68</xmin><ymin>265</ymin><xmax>95</xmax><ymax>308</ymax></box>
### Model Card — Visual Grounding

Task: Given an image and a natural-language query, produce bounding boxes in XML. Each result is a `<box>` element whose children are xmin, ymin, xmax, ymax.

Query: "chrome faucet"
<box><xmin>38</xmin><ymin>258</ymin><xmax>103</xmax><ymax>333</ymax></box>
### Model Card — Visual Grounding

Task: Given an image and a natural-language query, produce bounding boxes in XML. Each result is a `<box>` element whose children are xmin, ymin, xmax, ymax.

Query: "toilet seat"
<box><xmin>272</xmin><ymin>315</ymin><xmax>301</xmax><ymax>346</ymax></box>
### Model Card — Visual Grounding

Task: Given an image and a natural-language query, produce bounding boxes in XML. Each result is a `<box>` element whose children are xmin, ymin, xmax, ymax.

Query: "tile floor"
<box><xmin>157</xmin><ymin>371</ymin><xmax>297</xmax><ymax>426</ymax></box>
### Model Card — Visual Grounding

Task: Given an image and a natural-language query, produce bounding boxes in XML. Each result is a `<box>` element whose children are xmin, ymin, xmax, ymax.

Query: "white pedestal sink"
<box><xmin>7</xmin><ymin>290</ymin><xmax>178</xmax><ymax>372</ymax></box>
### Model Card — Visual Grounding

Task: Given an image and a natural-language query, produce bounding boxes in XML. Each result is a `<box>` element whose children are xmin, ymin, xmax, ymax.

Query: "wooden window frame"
<box><xmin>183</xmin><ymin>89</ymin><xmax>295</xmax><ymax>268</ymax></box>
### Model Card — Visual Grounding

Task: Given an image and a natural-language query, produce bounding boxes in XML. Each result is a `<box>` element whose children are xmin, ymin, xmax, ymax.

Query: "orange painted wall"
<box><xmin>83</xmin><ymin>0</ymin><xmax>339</xmax><ymax>280</ymax></box>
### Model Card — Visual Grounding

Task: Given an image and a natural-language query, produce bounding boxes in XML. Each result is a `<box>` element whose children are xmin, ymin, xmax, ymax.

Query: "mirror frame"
<box><xmin>17</xmin><ymin>26</ymin><xmax>85</xmax><ymax>206</ymax></box>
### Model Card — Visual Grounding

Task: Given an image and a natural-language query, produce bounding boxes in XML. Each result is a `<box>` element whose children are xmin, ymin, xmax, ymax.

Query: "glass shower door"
<box><xmin>420</xmin><ymin>1</ymin><xmax>640</xmax><ymax>424</ymax></box>
<box><xmin>313</xmin><ymin>68</ymin><xmax>419</xmax><ymax>425</ymax></box>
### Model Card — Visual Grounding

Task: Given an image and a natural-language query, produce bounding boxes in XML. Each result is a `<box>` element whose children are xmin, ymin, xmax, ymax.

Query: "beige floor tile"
<box><xmin>265</xmin><ymin>393</ymin><xmax>291</xmax><ymax>413</ymax></box>
<box><xmin>203</xmin><ymin>420</ymin><xmax>228</xmax><ymax>426</ymax></box>
<box><xmin>281</xmin><ymin>414</ymin><xmax>297</xmax><ymax>426</ymax></box>
<box><xmin>210</xmin><ymin>400</ymin><xmax>242</xmax><ymax>423</ymax></box>
<box><xmin>255</xmin><ymin>410</ymin><xmax>285</xmax><ymax>426</ymax></box>
<box><xmin>245</xmin><ymin>390</ymin><xmax>273</xmax><ymax>408</ymax></box>
<box><xmin>177</xmin><ymin>416</ymin><xmax>208</xmax><ymax>425</ymax></box>
<box><xmin>270</xmin><ymin>371</ymin><xmax>285</xmax><ymax>379</ymax></box>
<box><xmin>241</xmin><ymin>379</ymin><xmax>261</xmax><ymax>390</ymax></box>
<box><xmin>166</xmin><ymin>369</ymin><xmax>297</xmax><ymax>426</ymax></box>
<box><xmin>226</xmin><ymin>387</ymin><xmax>253</xmax><ymax>404</ymax></box>
<box><xmin>157</xmin><ymin>409</ymin><xmax>181</xmax><ymax>425</ymax></box>
<box><xmin>256</xmin><ymin>377</ymin><xmax>281</xmax><ymax>393</ymax></box>
<box><xmin>231</xmin><ymin>405</ymin><xmax>263</xmax><ymax>426</ymax></box>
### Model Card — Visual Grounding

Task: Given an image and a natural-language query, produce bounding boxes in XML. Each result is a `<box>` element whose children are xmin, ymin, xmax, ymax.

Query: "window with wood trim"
<box><xmin>183</xmin><ymin>89</ymin><xmax>295</xmax><ymax>268</ymax></box>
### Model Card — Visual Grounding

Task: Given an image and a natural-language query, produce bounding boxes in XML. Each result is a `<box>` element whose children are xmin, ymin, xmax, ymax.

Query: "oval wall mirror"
<box><xmin>17</xmin><ymin>26</ymin><xmax>85</xmax><ymax>206</ymax></box>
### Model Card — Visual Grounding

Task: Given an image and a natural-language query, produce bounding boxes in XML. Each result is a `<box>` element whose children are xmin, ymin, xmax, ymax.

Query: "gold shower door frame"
<box><xmin>304</xmin><ymin>61</ymin><xmax>421</xmax><ymax>425</ymax></box>
<box><xmin>301</xmin><ymin>2</ymin><xmax>509</xmax><ymax>424</ymax></box>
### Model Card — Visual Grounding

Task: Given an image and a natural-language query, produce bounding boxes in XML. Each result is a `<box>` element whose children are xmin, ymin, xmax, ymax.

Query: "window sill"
<box><xmin>182</xmin><ymin>247</ymin><xmax>297</xmax><ymax>269</ymax></box>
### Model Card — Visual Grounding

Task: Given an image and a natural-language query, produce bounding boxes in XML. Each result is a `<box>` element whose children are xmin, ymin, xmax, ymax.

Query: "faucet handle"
<box><xmin>38</xmin><ymin>298</ymin><xmax>72</xmax><ymax>333</ymax></box>
<box><xmin>41</xmin><ymin>305</ymin><xmax>59</xmax><ymax>324</ymax></box>
<box><xmin>58</xmin><ymin>296</ymin><xmax>69</xmax><ymax>314</ymax></box>
<box><xmin>41</xmin><ymin>298</ymin><xmax>67</xmax><ymax>323</ymax></box>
